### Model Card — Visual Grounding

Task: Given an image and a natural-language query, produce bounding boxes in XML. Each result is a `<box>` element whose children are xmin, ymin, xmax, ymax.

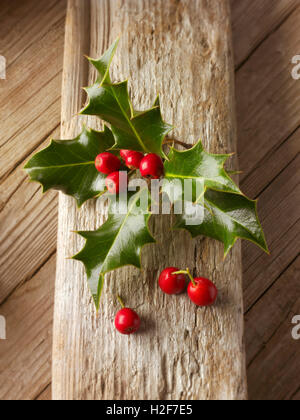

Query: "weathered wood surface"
<box><xmin>0</xmin><ymin>0</ymin><xmax>65</xmax><ymax>302</ymax></box>
<box><xmin>231</xmin><ymin>0</ymin><xmax>297</xmax><ymax>67</ymax></box>
<box><xmin>52</xmin><ymin>0</ymin><xmax>246</xmax><ymax>400</ymax></box>
<box><xmin>0</xmin><ymin>256</ymin><xmax>55</xmax><ymax>400</ymax></box>
<box><xmin>0</xmin><ymin>0</ymin><xmax>299</xmax><ymax>400</ymax></box>
<box><xmin>0</xmin><ymin>0</ymin><xmax>67</xmax><ymax>400</ymax></box>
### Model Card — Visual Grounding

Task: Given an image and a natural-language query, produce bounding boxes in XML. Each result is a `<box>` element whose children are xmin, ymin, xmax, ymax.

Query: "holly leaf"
<box><xmin>73</xmin><ymin>188</ymin><xmax>155</xmax><ymax>308</ymax></box>
<box><xmin>175</xmin><ymin>189</ymin><xmax>269</xmax><ymax>256</ymax></box>
<box><xmin>24</xmin><ymin>126</ymin><xmax>115</xmax><ymax>207</ymax></box>
<box><xmin>80</xmin><ymin>38</ymin><xmax>172</xmax><ymax>157</ymax></box>
<box><xmin>163</xmin><ymin>141</ymin><xmax>241</xmax><ymax>204</ymax></box>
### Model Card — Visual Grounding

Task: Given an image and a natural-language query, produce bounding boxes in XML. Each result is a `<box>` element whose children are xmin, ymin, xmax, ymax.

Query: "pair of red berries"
<box><xmin>94</xmin><ymin>150</ymin><xmax>164</xmax><ymax>193</ymax></box>
<box><xmin>115</xmin><ymin>268</ymin><xmax>218</xmax><ymax>336</ymax></box>
<box><xmin>159</xmin><ymin>267</ymin><xmax>218</xmax><ymax>307</ymax></box>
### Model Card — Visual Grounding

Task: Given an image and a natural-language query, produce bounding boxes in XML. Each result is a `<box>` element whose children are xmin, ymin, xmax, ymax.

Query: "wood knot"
<box><xmin>199</xmin><ymin>36</ymin><xmax>211</xmax><ymax>57</ymax></box>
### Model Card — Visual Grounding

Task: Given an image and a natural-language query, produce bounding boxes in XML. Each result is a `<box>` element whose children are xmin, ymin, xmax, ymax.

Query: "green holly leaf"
<box><xmin>175</xmin><ymin>189</ymin><xmax>269</xmax><ymax>256</ymax></box>
<box><xmin>24</xmin><ymin>126</ymin><xmax>115</xmax><ymax>207</ymax></box>
<box><xmin>163</xmin><ymin>141</ymin><xmax>241</xmax><ymax>204</ymax></box>
<box><xmin>80</xmin><ymin>38</ymin><xmax>172</xmax><ymax>157</ymax></box>
<box><xmin>73</xmin><ymin>188</ymin><xmax>155</xmax><ymax>309</ymax></box>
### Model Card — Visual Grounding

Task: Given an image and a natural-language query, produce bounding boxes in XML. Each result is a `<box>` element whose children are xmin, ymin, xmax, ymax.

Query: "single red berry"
<box><xmin>95</xmin><ymin>152</ymin><xmax>121</xmax><ymax>174</ymax></box>
<box><xmin>187</xmin><ymin>277</ymin><xmax>218</xmax><ymax>306</ymax></box>
<box><xmin>115</xmin><ymin>308</ymin><xmax>141</xmax><ymax>335</ymax></box>
<box><xmin>159</xmin><ymin>267</ymin><xmax>186</xmax><ymax>295</ymax></box>
<box><xmin>120</xmin><ymin>149</ymin><xmax>132</xmax><ymax>161</ymax></box>
<box><xmin>125</xmin><ymin>151</ymin><xmax>144</xmax><ymax>169</ymax></box>
<box><xmin>140</xmin><ymin>154</ymin><xmax>164</xmax><ymax>179</ymax></box>
<box><xmin>105</xmin><ymin>171</ymin><xmax>128</xmax><ymax>194</ymax></box>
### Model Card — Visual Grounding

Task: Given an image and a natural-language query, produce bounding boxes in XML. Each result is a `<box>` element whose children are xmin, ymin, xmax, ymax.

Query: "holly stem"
<box><xmin>227</xmin><ymin>169</ymin><xmax>243</xmax><ymax>175</ymax></box>
<box><xmin>117</xmin><ymin>295</ymin><xmax>125</xmax><ymax>308</ymax></box>
<box><xmin>127</xmin><ymin>169</ymin><xmax>136</xmax><ymax>178</ymax></box>
<box><xmin>163</xmin><ymin>139</ymin><xmax>193</xmax><ymax>149</ymax></box>
<box><xmin>172</xmin><ymin>268</ymin><xmax>196</xmax><ymax>286</ymax></box>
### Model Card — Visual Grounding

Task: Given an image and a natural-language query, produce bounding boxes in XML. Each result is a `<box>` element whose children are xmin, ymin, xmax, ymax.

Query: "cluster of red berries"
<box><xmin>114</xmin><ymin>268</ymin><xmax>218</xmax><ymax>335</ymax></box>
<box><xmin>95</xmin><ymin>149</ymin><xmax>164</xmax><ymax>194</ymax></box>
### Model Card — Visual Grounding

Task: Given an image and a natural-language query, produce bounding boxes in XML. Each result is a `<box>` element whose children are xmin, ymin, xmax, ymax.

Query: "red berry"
<box><xmin>125</xmin><ymin>151</ymin><xmax>144</xmax><ymax>169</ymax></box>
<box><xmin>140</xmin><ymin>154</ymin><xmax>164</xmax><ymax>179</ymax></box>
<box><xmin>95</xmin><ymin>152</ymin><xmax>121</xmax><ymax>174</ymax></box>
<box><xmin>115</xmin><ymin>308</ymin><xmax>141</xmax><ymax>335</ymax></box>
<box><xmin>120</xmin><ymin>150</ymin><xmax>132</xmax><ymax>161</ymax></box>
<box><xmin>187</xmin><ymin>277</ymin><xmax>218</xmax><ymax>306</ymax></box>
<box><xmin>159</xmin><ymin>267</ymin><xmax>186</xmax><ymax>295</ymax></box>
<box><xmin>105</xmin><ymin>171</ymin><xmax>128</xmax><ymax>194</ymax></box>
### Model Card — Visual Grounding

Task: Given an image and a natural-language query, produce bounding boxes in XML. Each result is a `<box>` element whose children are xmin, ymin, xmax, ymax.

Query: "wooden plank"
<box><xmin>243</xmin><ymin>154</ymin><xmax>299</xmax><ymax>270</ymax></box>
<box><xmin>36</xmin><ymin>385</ymin><xmax>52</xmax><ymax>401</ymax></box>
<box><xmin>231</xmin><ymin>0</ymin><xmax>298</xmax><ymax>67</ymax></box>
<box><xmin>245</xmin><ymin>256</ymin><xmax>300</xmax><ymax>366</ymax></box>
<box><xmin>0</xmin><ymin>1</ymin><xmax>66</xmax><ymax>181</ymax></box>
<box><xmin>240</xmin><ymin>127</ymin><xmax>299</xmax><ymax>198</ymax></box>
<box><xmin>291</xmin><ymin>388</ymin><xmax>300</xmax><ymax>401</ymax></box>
<box><xmin>232</xmin><ymin>4</ymin><xmax>300</xmax><ymax>399</ymax></box>
<box><xmin>0</xmin><ymin>131</ymin><xmax>59</xmax><ymax>303</ymax></box>
<box><xmin>0</xmin><ymin>0</ymin><xmax>66</xmax><ymax>301</ymax></box>
<box><xmin>235</xmin><ymin>5</ymin><xmax>300</xmax><ymax>180</ymax></box>
<box><xmin>0</xmin><ymin>0</ymin><xmax>66</xmax><ymax>66</ymax></box>
<box><xmin>0</xmin><ymin>0</ymin><xmax>66</xmax><ymax>400</ymax></box>
<box><xmin>246</xmin><ymin>258</ymin><xmax>300</xmax><ymax>400</ymax></box>
<box><xmin>0</xmin><ymin>255</ymin><xmax>55</xmax><ymax>400</ymax></box>
<box><xmin>52</xmin><ymin>0</ymin><xmax>246</xmax><ymax>400</ymax></box>
<box><xmin>243</xmin><ymin>156</ymin><xmax>300</xmax><ymax>310</ymax></box>
<box><xmin>248</xmin><ymin>316</ymin><xmax>300</xmax><ymax>400</ymax></box>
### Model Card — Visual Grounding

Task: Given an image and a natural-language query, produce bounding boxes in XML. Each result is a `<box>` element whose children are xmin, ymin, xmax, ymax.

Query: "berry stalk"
<box><xmin>117</xmin><ymin>295</ymin><xmax>125</xmax><ymax>308</ymax></box>
<box><xmin>172</xmin><ymin>268</ymin><xmax>196</xmax><ymax>286</ymax></box>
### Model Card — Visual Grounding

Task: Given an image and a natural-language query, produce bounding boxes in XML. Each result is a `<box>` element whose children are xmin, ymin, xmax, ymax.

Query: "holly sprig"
<box><xmin>25</xmin><ymin>39</ymin><xmax>268</xmax><ymax>309</ymax></box>
<box><xmin>81</xmin><ymin>38</ymin><xmax>172</xmax><ymax>158</ymax></box>
<box><xmin>73</xmin><ymin>188</ymin><xmax>155</xmax><ymax>308</ymax></box>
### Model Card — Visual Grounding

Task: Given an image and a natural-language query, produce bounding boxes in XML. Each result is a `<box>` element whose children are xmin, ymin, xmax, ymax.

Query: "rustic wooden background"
<box><xmin>0</xmin><ymin>0</ymin><xmax>299</xmax><ymax>400</ymax></box>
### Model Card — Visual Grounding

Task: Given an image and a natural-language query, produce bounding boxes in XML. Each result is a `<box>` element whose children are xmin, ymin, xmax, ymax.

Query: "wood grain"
<box><xmin>0</xmin><ymin>255</ymin><xmax>55</xmax><ymax>400</ymax></box>
<box><xmin>0</xmin><ymin>0</ymin><xmax>66</xmax><ymax>303</ymax></box>
<box><xmin>240</xmin><ymin>127</ymin><xmax>299</xmax><ymax>199</ymax></box>
<box><xmin>52</xmin><ymin>0</ymin><xmax>247</xmax><ymax>400</ymax></box>
<box><xmin>0</xmin><ymin>0</ymin><xmax>66</xmax><ymax>400</ymax></box>
<box><xmin>0</xmin><ymin>142</ymin><xmax>58</xmax><ymax>304</ymax></box>
<box><xmin>231</xmin><ymin>0</ymin><xmax>298</xmax><ymax>67</ymax></box>
<box><xmin>236</xmin><ymin>5</ymin><xmax>300</xmax><ymax>180</ymax></box>
<box><xmin>245</xmin><ymin>256</ymin><xmax>300</xmax><ymax>364</ymax></box>
<box><xmin>0</xmin><ymin>0</ymin><xmax>66</xmax><ymax>181</ymax></box>
<box><xmin>243</xmin><ymin>156</ymin><xmax>300</xmax><ymax>310</ymax></box>
<box><xmin>246</xmin><ymin>257</ymin><xmax>300</xmax><ymax>400</ymax></box>
<box><xmin>36</xmin><ymin>385</ymin><xmax>52</xmax><ymax>401</ymax></box>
